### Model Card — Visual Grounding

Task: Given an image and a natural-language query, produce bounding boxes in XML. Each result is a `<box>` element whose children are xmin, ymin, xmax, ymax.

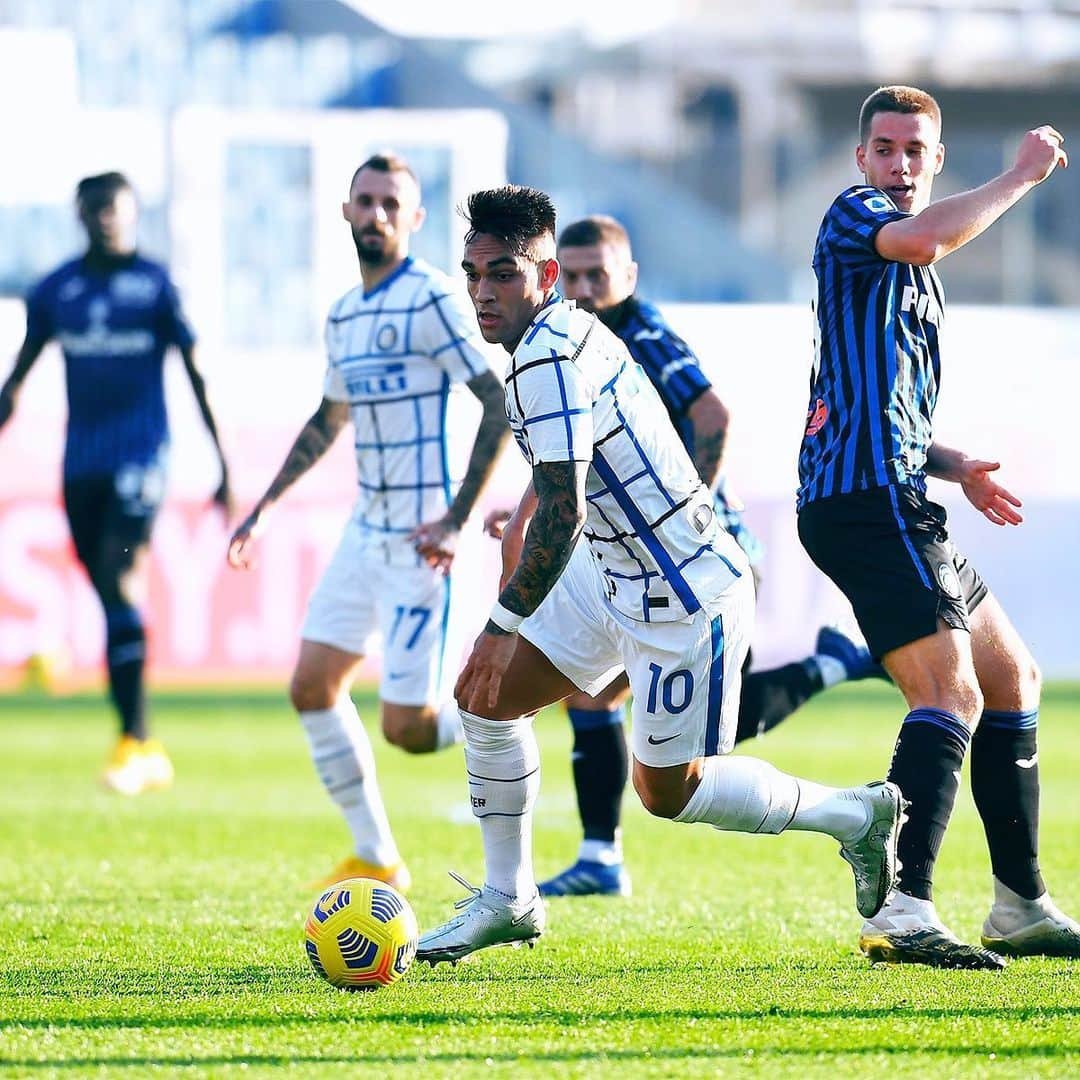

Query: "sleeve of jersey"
<box><xmin>822</xmin><ymin>189</ymin><xmax>910</xmax><ymax>270</ymax></box>
<box><xmin>422</xmin><ymin>287</ymin><xmax>494</xmax><ymax>383</ymax></box>
<box><xmin>515</xmin><ymin>357</ymin><xmax>594</xmax><ymax>465</ymax></box>
<box><xmin>161</xmin><ymin>276</ymin><xmax>196</xmax><ymax>349</ymax></box>
<box><xmin>630</xmin><ymin>329</ymin><xmax>711</xmax><ymax>417</ymax></box>
<box><xmin>23</xmin><ymin>280</ymin><xmax>54</xmax><ymax>348</ymax></box>
<box><xmin>322</xmin><ymin>318</ymin><xmax>349</xmax><ymax>403</ymax></box>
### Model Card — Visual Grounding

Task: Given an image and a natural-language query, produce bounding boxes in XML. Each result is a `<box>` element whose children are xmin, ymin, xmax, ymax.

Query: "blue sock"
<box><xmin>105</xmin><ymin>603</ymin><xmax>147</xmax><ymax>740</ymax></box>
<box><xmin>887</xmin><ymin>708</ymin><xmax>971</xmax><ymax>901</ymax></box>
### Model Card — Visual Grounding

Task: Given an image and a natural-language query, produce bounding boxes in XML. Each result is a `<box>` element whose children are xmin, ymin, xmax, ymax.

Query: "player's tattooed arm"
<box><xmin>261</xmin><ymin>397</ymin><xmax>350</xmax><ymax>506</ymax></box>
<box><xmin>228</xmin><ymin>397</ymin><xmax>349</xmax><ymax>568</ymax></box>
<box><xmin>446</xmin><ymin>371</ymin><xmax>511</xmax><ymax>529</ymax></box>
<box><xmin>486</xmin><ymin>460</ymin><xmax>587</xmax><ymax>634</ymax></box>
<box><xmin>687</xmin><ymin>389</ymin><xmax>730</xmax><ymax>488</ymax></box>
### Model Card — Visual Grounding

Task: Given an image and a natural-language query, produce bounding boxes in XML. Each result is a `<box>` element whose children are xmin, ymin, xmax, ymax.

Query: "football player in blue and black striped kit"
<box><xmin>799</xmin><ymin>86</ymin><xmax>1078</xmax><ymax>967</ymax></box>
<box><xmin>0</xmin><ymin>172</ymin><xmax>231</xmax><ymax>795</ymax></box>
<box><xmin>490</xmin><ymin>215</ymin><xmax>885</xmax><ymax>898</ymax></box>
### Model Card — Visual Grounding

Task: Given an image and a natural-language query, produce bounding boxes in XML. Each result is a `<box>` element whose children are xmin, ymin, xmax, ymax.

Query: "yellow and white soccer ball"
<box><xmin>304</xmin><ymin>877</ymin><xmax>418</xmax><ymax>991</ymax></box>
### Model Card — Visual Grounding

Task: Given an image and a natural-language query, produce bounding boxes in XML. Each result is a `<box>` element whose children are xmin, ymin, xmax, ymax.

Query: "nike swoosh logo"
<box><xmin>511</xmin><ymin>909</ymin><xmax>536</xmax><ymax>926</ymax></box>
<box><xmin>1016</xmin><ymin>754</ymin><xmax>1038</xmax><ymax>769</ymax></box>
<box><xmin>647</xmin><ymin>733</ymin><xmax>681</xmax><ymax>746</ymax></box>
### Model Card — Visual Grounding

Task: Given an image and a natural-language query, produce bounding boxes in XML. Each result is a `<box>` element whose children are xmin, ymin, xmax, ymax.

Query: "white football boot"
<box><xmin>981</xmin><ymin>879</ymin><xmax>1080</xmax><ymax>958</ymax></box>
<box><xmin>837</xmin><ymin>780</ymin><xmax>904</xmax><ymax>918</ymax></box>
<box><xmin>418</xmin><ymin>872</ymin><xmax>545</xmax><ymax>965</ymax></box>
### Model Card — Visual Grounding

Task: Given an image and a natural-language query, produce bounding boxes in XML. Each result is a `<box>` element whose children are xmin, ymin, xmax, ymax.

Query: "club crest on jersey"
<box><xmin>899</xmin><ymin>285</ymin><xmax>942</xmax><ymax>326</ymax></box>
<box><xmin>805</xmin><ymin>397</ymin><xmax>828</xmax><ymax>436</ymax></box>
<box><xmin>111</xmin><ymin>272</ymin><xmax>159</xmax><ymax>306</ymax></box>
<box><xmin>376</xmin><ymin>324</ymin><xmax>399</xmax><ymax>351</ymax></box>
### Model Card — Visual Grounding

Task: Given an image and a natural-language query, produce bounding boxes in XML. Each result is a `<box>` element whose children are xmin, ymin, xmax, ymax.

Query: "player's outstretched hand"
<box><xmin>1014</xmin><ymin>126</ymin><xmax>1068</xmax><ymax>185</ymax></box>
<box><xmin>483</xmin><ymin>508</ymin><xmax>512</xmax><ymax>539</ymax></box>
<box><xmin>455</xmin><ymin>628</ymin><xmax>517</xmax><ymax>713</ymax></box>
<box><xmin>410</xmin><ymin>515</ymin><xmax>459</xmax><ymax>575</ymax></box>
<box><xmin>959</xmin><ymin>459</ymin><xmax>1024</xmax><ymax>527</ymax></box>
<box><xmin>227</xmin><ymin>507</ymin><xmax>266</xmax><ymax>569</ymax></box>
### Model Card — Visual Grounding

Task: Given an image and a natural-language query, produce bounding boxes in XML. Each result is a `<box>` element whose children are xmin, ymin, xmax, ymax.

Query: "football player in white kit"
<box><xmin>228</xmin><ymin>154</ymin><xmax>509</xmax><ymax>892</ymax></box>
<box><xmin>417</xmin><ymin>186</ymin><xmax>904</xmax><ymax>965</ymax></box>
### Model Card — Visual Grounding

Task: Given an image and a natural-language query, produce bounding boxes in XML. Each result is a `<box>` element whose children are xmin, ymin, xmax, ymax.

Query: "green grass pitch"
<box><xmin>2</xmin><ymin>682</ymin><xmax>1078</xmax><ymax>1078</ymax></box>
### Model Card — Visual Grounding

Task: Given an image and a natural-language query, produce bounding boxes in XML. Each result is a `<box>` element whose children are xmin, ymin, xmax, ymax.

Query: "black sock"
<box><xmin>105</xmin><ymin>605</ymin><xmax>147</xmax><ymax>741</ymax></box>
<box><xmin>971</xmin><ymin>709</ymin><xmax>1044</xmax><ymax>900</ymax></box>
<box><xmin>567</xmin><ymin>708</ymin><xmax>628</xmax><ymax>846</ymax></box>
<box><xmin>734</xmin><ymin>660</ymin><xmax>823</xmax><ymax>743</ymax></box>
<box><xmin>887</xmin><ymin>708</ymin><xmax>971</xmax><ymax>901</ymax></box>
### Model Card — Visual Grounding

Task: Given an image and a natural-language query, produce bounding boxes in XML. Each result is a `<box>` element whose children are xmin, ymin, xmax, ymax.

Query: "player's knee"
<box><xmin>950</xmin><ymin>673</ymin><xmax>983</xmax><ymax>727</ymax></box>
<box><xmin>289</xmin><ymin>668</ymin><xmax>337</xmax><ymax>713</ymax></box>
<box><xmin>382</xmin><ymin>708</ymin><xmax>437</xmax><ymax>754</ymax></box>
<box><xmin>632</xmin><ymin>775</ymin><xmax>685</xmax><ymax>820</ymax></box>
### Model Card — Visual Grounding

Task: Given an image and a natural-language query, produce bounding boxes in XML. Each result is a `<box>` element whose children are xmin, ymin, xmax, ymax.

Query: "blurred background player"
<box><xmin>227</xmin><ymin>152</ymin><xmax>509</xmax><ymax>893</ymax></box>
<box><xmin>0</xmin><ymin>171</ymin><xmax>232</xmax><ymax>795</ymax></box>
<box><xmin>488</xmin><ymin>214</ymin><xmax>886</xmax><ymax>898</ymax></box>
<box><xmin>417</xmin><ymin>185</ymin><xmax>900</xmax><ymax>965</ymax></box>
<box><xmin>798</xmin><ymin>86</ymin><xmax>1079</xmax><ymax>967</ymax></box>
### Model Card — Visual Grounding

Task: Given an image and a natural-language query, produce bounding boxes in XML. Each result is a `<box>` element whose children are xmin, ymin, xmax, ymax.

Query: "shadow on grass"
<box><xmin>2</xmin><ymin>1043</ymin><xmax>1079</xmax><ymax>1070</ymax></box>
<box><xmin>3</xmin><ymin>1004</ymin><xmax>1080</xmax><ymax>1032</ymax></box>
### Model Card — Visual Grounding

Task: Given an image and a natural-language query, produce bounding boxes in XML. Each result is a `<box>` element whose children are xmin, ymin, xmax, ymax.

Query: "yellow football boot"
<box><xmin>139</xmin><ymin>739</ymin><xmax>175</xmax><ymax>791</ymax></box>
<box><xmin>100</xmin><ymin>735</ymin><xmax>148</xmax><ymax>796</ymax></box>
<box><xmin>307</xmin><ymin>855</ymin><xmax>412</xmax><ymax>894</ymax></box>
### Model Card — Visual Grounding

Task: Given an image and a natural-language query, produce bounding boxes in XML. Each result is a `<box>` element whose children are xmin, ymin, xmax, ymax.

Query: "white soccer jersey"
<box><xmin>324</xmin><ymin>257</ymin><xmax>499</xmax><ymax>563</ymax></box>
<box><xmin>506</xmin><ymin>296</ymin><xmax>746</xmax><ymax>623</ymax></box>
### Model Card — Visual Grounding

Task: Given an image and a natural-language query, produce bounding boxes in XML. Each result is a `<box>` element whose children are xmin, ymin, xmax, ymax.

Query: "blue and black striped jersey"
<box><xmin>24</xmin><ymin>254</ymin><xmax>194</xmax><ymax>479</ymax></box>
<box><xmin>609</xmin><ymin>297</ymin><xmax>711</xmax><ymax>454</ymax></box>
<box><xmin>797</xmin><ymin>186</ymin><xmax>944</xmax><ymax>509</ymax></box>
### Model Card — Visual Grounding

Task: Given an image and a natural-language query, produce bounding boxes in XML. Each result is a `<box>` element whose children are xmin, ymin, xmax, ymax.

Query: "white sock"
<box><xmin>461</xmin><ymin>709</ymin><xmax>540</xmax><ymax>901</ymax></box>
<box><xmin>579</xmin><ymin>834</ymin><xmax>623</xmax><ymax>865</ymax></box>
<box><xmin>674</xmin><ymin>756</ymin><xmax>800</xmax><ymax>834</ymax></box>
<box><xmin>813</xmin><ymin>654</ymin><xmax>848</xmax><ymax>688</ymax></box>
<box><xmin>787</xmin><ymin>778</ymin><xmax>870</xmax><ymax>844</ymax></box>
<box><xmin>435</xmin><ymin>700</ymin><xmax>464</xmax><ymax>750</ymax></box>
<box><xmin>988</xmin><ymin>877</ymin><xmax>1062</xmax><ymax>931</ymax></box>
<box><xmin>300</xmin><ymin>698</ymin><xmax>401</xmax><ymax>868</ymax></box>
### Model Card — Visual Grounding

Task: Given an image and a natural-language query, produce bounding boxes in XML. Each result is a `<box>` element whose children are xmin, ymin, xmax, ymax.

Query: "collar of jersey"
<box><xmin>363</xmin><ymin>255</ymin><xmax>414</xmax><ymax>299</ymax></box>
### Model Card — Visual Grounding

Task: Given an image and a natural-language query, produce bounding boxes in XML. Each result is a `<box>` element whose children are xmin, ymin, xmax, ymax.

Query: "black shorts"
<box><xmin>63</xmin><ymin>462</ymin><xmax>165</xmax><ymax>573</ymax></box>
<box><xmin>797</xmin><ymin>485</ymin><xmax>988</xmax><ymax>660</ymax></box>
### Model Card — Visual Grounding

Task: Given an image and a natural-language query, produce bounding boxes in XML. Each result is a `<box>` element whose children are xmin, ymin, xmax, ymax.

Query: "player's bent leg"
<box><xmin>634</xmin><ymin>756</ymin><xmax>902</xmax><ymax>919</ymax></box>
<box><xmin>966</xmin><ymin>595</ymin><xmax>1080</xmax><ymax>958</ymax></box>
<box><xmin>541</xmin><ymin>675</ymin><xmax>632</xmax><ymax>899</ymax></box>
<box><xmin>856</xmin><ymin>626</ymin><xmax>1006</xmax><ymax>969</ymax></box>
<box><xmin>292</xmin><ymin>641</ymin><xmax>409</xmax><ymax>893</ymax></box>
<box><xmin>380</xmin><ymin>701</ymin><xmax>463</xmax><ymax>755</ymax></box>
<box><xmin>419</xmin><ymin>638</ymin><xmax>579</xmax><ymax>965</ymax></box>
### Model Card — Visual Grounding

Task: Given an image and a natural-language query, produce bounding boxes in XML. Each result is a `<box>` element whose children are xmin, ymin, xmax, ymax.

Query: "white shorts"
<box><xmin>301</xmin><ymin>522</ymin><xmax>461</xmax><ymax>706</ymax></box>
<box><xmin>520</xmin><ymin>541</ymin><xmax>754</xmax><ymax>767</ymax></box>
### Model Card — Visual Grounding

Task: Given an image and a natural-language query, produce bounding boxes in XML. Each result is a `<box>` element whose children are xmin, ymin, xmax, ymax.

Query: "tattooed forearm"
<box><xmin>498</xmin><ymin>460</ymin><xmax>587</xmax><ymax>618</ymax></box>
<box><xmin>261</xmin><ymin>398</ymin><xmax>349</xmax><ymax>507</ymax></box>
<box><xmin>687</xmin><ymin>391</ymin><xmax>729</xmax><ymax>488</ymax></box>
<box><xmin>447</xmin><ymin>371</ymin><xmax>511</xmax><ymax>528</ymax></box>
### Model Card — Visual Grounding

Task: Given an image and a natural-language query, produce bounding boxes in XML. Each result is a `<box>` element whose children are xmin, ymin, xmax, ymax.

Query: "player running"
<box><xmin>417</xmin><ymin>185</ymin><xmax>902</xmax><ymax>965</ymax></box>
<box><xmin>227</xmin><ymin>153</ymin><xmax>509</xmax><ymax>894</ymax></box>
<box><xmin>489</xmin><ymin>215</ymin><xmax>886</xmax><ymax>899</ymax></box>
<box><xmin>798</xmin><ymin>85</ymin><xmax>1080</xmax><ymax>968</ymax></box>
<box><xmin>0</xmin><ymin>171</ymin><xmax>232</xmax><ymax>795</ymax></box>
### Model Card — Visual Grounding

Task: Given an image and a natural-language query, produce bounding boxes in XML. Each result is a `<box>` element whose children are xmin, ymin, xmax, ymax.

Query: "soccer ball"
<box><xmin>304</xmin><ymin>878</ymin><xmax>418</xmax><ymax>991</ymax></box>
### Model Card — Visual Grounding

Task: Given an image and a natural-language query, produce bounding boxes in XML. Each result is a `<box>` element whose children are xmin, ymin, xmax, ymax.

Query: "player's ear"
<box><xmin>341</xmin><ymin>201</ymin><xmax>350</xmax><ymax>222</ymax></box>
<box><xmin>627</xmin><ymin>260</ymin><xmax>639</xmax><ymax>293</ymax></box>
<box><xmin>855</xmin><ymin>142</ymin><xmax>868</xmax><ymax>177</ymax></box>
<box><xmin>411</xmin><ymin>205</ymin><xmax>427</xmax><ymax>233</ymax></box>
<box><xmin>934</xmin><ymin>142</ymin><xmax>945</xmax><ymax>175</ymax></box>
<box><xmin>540</xmin><ymin>257</ymin><xmax>560</xmax><ymax>291</ymax></box>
